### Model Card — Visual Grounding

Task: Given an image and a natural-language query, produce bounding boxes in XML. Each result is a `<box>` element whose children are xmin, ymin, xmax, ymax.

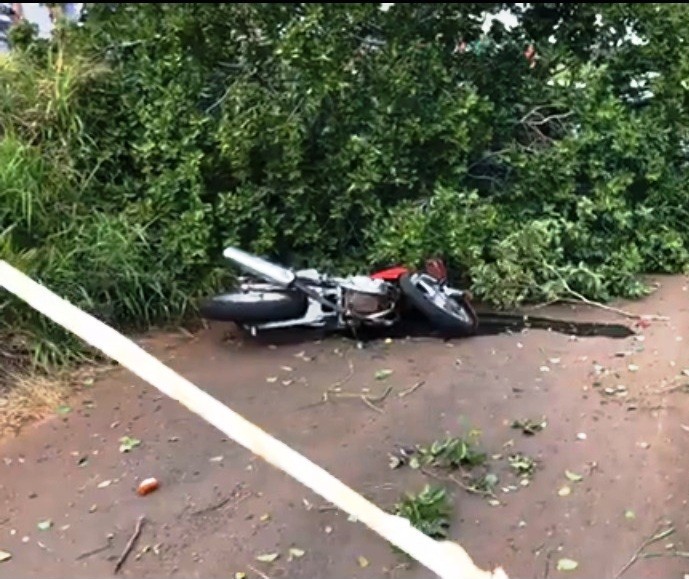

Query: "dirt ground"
<box><xmin>2</xmin><ymin>276</ymin><xmax>689</xmax><ymax>579</ymax></box>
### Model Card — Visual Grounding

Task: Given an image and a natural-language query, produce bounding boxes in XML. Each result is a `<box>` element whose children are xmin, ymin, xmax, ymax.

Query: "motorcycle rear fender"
<box><xmin>223</xmin><ymin>246</ymin><xmax>296</xmax><ymax>287</ymax></box>
<box><xmin>370</xmin><ymin>265</ymin><xmax>409</xmax><ymax>281</ymax></box>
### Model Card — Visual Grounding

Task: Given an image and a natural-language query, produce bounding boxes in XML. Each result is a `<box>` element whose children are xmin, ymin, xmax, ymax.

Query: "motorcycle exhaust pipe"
<box><xmin>223</xmin><ymin>247</ymin><xmax>296</xmax><ymax>287</ymax></box>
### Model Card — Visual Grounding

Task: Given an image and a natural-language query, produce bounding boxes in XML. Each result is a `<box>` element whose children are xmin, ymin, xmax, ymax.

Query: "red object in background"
<box><xmin>370</xmin><ymin>266</ymin><xmax>409</xmax><ymax>281</ymax></box>
<box><xmin>137</xmin><ymin>477</ymin><xmax>160</xmax><ymax>496</ymax></box>
<box><xmin>370</xmin><ymin>259</ymin><xmax>448</xmax><ymax>283</ymax></box>
<box><xmin>424</xmin><ymin>258</ymin><xmax>447</xmax><ymax>283</ymax></box>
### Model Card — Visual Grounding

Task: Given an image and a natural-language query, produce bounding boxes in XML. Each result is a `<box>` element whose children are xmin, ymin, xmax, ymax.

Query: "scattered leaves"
<box><xmin>37</xmin><ymin>519</ymin><xmax>52</xmax><ymax>531</ymax></box>
<box><xmin>417</xmin><ymin>435</ymin><xmax>486</xmax><ymax>470</ymax></box>
<box><xmin>255</xmin><ymin>552</ymin><xmax>280</xmax><ymax>563</ymax></box>
<box><xmin>234</xmin><ymin>573</ymin><xmax>247</xmax><ymax>579</ymax></box>
<box><xmin>97</xmin><ymin>480</ymin><xmax>112</xmax><ymax>489</ymax></box>
<box><xmin>266</xmin><ymin>376</ymin><xmax>278</xmax><ymax>383</ymax></box>
<box><xmin>393</xmin><ymin>485</ymin><xmax>451</xmax><ymax>539</ymax></box>
<box><xmin>558</xmin><ymin>486</ymin><xmax>572</xmax><ymax>497</ymax></box>
<box><xmin>557</xmin><ymin>558</ymin><xmax>579</xmax><ymax>571</ymax></box>
<box><xmin>56</xmin><ymin>405</ymin><xmax>72</xmax><ymax>415</ymax></box>
<box><xmin>625</xmin><ymin>509</ymin><xmax>636</xmax><ymax>520</ymax></box>
<box><xmin>512</xmin><ymin>417</ymin><xmax>547</xmax><ymax>435</ymax></box>
<box><xmin>375</xmin><ymin>369</ymin><xmax>393</xmax><ymax>380</ymax></box>
<box><xmin>357</xmin><ymin>556</ymin><xmax>369</xmax><ymax>568</ymax></box>
<box><xmin>565</xmin><ymin>470</ymin><xmax>583</xmax><ymax>482</ymax></box>
<box><xmin>288</xmin><ymin>547</ymin><xmax>305</xmax><ymax>561</ymax></box>
<box><xmin>118</xmin><ymin>436</ymin><xmax>141</xmax><ymax>453</ymax></box>
<box><xmin>508</xmin><ymin>453</ymin><xmax>536</xmax><ymax>476</ymax></box>
<box><xmin>0</xmin><ymin>550</ymin><xmax>10</xmax><ymax>562</ymax></box>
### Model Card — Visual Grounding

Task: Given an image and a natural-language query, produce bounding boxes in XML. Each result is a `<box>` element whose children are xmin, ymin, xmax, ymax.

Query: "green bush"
<box><xmin>3</xmin><ymin>3</ymin><xmax>689</xmax><ymax>369</ymax></box>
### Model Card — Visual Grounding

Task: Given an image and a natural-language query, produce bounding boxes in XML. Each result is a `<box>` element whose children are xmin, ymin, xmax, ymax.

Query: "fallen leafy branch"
<box><xmin>542</xmin><ymin>264</ymin><xmax>669</xmax><ymax>322</ymax></box>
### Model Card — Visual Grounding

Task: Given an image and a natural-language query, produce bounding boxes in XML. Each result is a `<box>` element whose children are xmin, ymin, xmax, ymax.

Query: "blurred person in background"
<box><xmin>46</xmin><ymin>2</ymin><xmax>83</xmax><ymax>24</ymax></box>
<box><xmin>0</xmin><ymin>3</ymin><xmax>23</xmax><ymax>52</ymax></box>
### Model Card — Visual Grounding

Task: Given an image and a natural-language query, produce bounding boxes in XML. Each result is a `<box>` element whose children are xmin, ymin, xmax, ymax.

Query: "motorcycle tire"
<box><xmin>399</xmin><ymin>273</ymin><xmax>479</xmax><ymax>336</ymax></box>
<box><xmin>199</xmin><ymin>290</ymin><xmax>308</xmax><ymax>323</ymax></box>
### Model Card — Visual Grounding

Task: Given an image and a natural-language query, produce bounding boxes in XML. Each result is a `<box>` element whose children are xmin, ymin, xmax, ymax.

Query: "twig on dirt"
<box><xmin>614</xmin><ymin>525</ymin><xmax>675</xmax><ymax>578</ymax></box>
<box><xmin>319</xmin><ymin>382</ymin><xmax>392</xmax><ymax>414</ymax></box>
<box><xmin>420</xmin><ymin>467</ymin><xmax>497</xmax><ymax>499</ymax></box>
<box><xmin>362</xmin><ymin>395</ymin><xmax>384</xmax><ymax>413</ymax></box>
<box><xmin>329</xmin><ymin>359</ymin><xmax>355</xmax><ymax>392</ymax></box>
<box><xmin>299</xmin><ymin>359</ymin><xmax>355</xmax><ymax>409</ymax></box>
<box><xmin>654</xmin><ymin>377</ymin><xmax>689</xmax><ymax>395</ymax></box>
<box><xmin>542</xmin><ymin>547</ymin><xmax>556</xmax><ymax>579</ymax></box>
<box><xmin>76</xmin><ymin>537</ymin><xmax>113</xmax><ymax>561</ymax></box>
<box><xmin>542</xmin><ymin>263</ymin><xmax>669</xmax><ymax>322</ymax></box>
<box><xmin>317</xmin><ymin>504</ymin><xmax>339</xmax><ymax>512</ymax></box>
<box><xmin>641</xmin><ymin>550</ymin><xmax>689</xmax><ymax>561</ymax></box>
<box><xmin>527</xmin><ymin>299</ymin><xmax>560</xmax><ymax>311</ymax></box>
<box><xmin>447</xmin><ymin>473</ymin><xmax>497</xmax><ymax>499</ymax></box>
<box><xmin>361</xmin><ymin>386</ymin><xmax>393</xmax><ymax>413</ymax></box>
<box><xmin>191</xmin><ymin>497</ymin><xmax>232</xmax><ymax>516</ymax></box>
<box><xmin>248</xmin><ymin>564</ymin><xmax>272</xmax><ymax>579</ymax></box>
<box><xmin>114</xmin><ymin>516</ymin><xmax>145</xmax><ymax>574</ymax></box>
<box><xmin>560</xmin><ymin>298</ymin><xmax>668</xmax><ymax>322</ymax></box>
<box><xmin>191</xmin><ymin>486</ymin><xmax>250</xmax><ymax>516</ymax></box>
<box><xmin>398</xmin><ymin>380</ymin><xmax>425</xmax><ymax>398</ymax></box>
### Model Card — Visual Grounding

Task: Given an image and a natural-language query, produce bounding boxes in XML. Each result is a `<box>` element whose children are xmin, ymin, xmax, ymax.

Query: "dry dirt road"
<box><xmin>2</xmin><ymin>277</ymin><xmax>689</xmax><ymax>579</ymax></box>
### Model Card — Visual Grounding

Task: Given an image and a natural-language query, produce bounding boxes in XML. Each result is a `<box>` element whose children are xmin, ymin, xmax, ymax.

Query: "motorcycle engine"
<box><xmin>341</xmin><ymin>276</ymin><xmax>394</xmax><ymax>316</ymax></box>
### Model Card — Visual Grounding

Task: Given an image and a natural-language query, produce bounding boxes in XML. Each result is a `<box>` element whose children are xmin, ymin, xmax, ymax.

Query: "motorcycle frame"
<box><xmin>219</xmin><ymin>246</ymin><xmax>471</xmax><ymax>336</ymax></box>
<box><xmin>234</xmin><ymin>277</ymin><xmax>401</xmax><ymax>335</ymax></box>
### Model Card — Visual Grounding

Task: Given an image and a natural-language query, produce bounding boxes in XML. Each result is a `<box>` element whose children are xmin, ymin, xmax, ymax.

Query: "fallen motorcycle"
<box><xmin>199</xmin><ymin>246</ymin><xmax>479</xmax><ymax>337</ymax></box>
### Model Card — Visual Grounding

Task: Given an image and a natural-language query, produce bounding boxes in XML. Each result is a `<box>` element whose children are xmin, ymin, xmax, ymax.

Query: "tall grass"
<box><xmin>0</xmin><ymin>40</ymin><xmax>199</xmax><ymax>371</ymax></box>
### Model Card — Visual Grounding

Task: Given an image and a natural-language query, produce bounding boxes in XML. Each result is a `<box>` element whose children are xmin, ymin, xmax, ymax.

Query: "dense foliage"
<box><xmin>3</xmin><ymin>3</ymin><xmax>689</xmax><ymax>366</ymax></box>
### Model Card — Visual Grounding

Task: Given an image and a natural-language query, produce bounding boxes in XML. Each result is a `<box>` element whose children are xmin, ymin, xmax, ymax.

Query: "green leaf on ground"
<box><xmin>565</xmin><ymin>470</ymin><xmax>583</xmax><ymax>482</ymax></box>
<box><xmin>375</xmin><ymin>369</ymin><xmax>393</xmax><ymax>380</ymax></box>
<box><xmin>557</xmin><ymin>558</ymin><xmax>579</xmax><ymax>571</ymax></box>
<box><xmin>118</xmin><ymin>436</ymin><xmax>141</xmax><ymax>453</ymax></box>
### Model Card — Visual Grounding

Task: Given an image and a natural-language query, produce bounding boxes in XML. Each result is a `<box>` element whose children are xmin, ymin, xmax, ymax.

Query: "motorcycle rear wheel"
<box><xmin>199</xmin><ymin>290</ymin><xmax>308</xmax><ymax>323</ymax></box>
<box><xmin>399</xmin><ymin>273</ymin><xmax>478</xmax><ymax>336</ymax></box>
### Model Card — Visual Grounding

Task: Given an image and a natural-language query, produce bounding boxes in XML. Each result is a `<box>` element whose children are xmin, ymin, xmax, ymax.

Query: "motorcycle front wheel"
<box><xmin>399</xmin><ymin>273</ymin><xmax>478</xmax><ymax>336</ymax></box>
<box><xmin>199</xmin><ymin>290</ymin><xmax>308</xmax><ymax>323</ymax></box>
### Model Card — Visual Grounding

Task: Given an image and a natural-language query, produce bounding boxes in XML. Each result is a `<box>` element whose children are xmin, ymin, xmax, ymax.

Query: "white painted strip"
<box><xmin>0</xmin><ymin>260</ymin><xmax>507</xmax><ymax>579</ymax></box>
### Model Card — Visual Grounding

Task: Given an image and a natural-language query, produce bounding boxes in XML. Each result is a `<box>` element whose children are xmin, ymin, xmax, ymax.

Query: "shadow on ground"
<box><xmin>234</xmin><ymin>309</ymin><xmax>636</xmax><ymax>348</ymax></box>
